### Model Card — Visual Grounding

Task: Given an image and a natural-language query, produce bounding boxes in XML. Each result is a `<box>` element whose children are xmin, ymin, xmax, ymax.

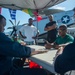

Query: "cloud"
<box><xmin>51</xmin><ymin>5</ymin><xmax>66</xmax><ymax>10</ymax></box>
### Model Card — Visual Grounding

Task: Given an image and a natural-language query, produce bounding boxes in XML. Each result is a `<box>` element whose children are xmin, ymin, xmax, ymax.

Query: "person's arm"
<box><xmin>45</xmin><ymin>43</ymin><xmax>53</xmax><ymax>49</ymax></box>
<box><xmin>35</xmin><ymin>30</ymin><xmax>39</xmax><ymax>38</ymax></box>
<box><xmin>54</xmin><ymin>43</ymin><xmax>70</xmax><ymax>49</ymax></box>
<box><xmin>44</xmin><ymin>24</ymin><xmax>49</xmax><ymax>31</ymax></box>
<box><xmin>19</xmin><ymin>26</ymin><xmax>27</xmax><ymax>39</ymax></box>
<box><xmin>45</xmin><ymin>42</ymin><xmax>69</xmax><ymax>49</ymax></box>
<box><xmin>18</xmin><ymin>39</ymin><xmax>26</xmax><ymax>46</ymax></box>
<box><xmin>19</xmin><ymin>31</ymin><xmax>27</xmax><ymax>39</ymax></box>
<box><xmin>32</xmin><ymin>27</ymin><xmax>39</xmax><ymax>39</ymax></box>
<box><xmin>0</xmin><ymin>33</ymin><xmax>48</xmax><ymax>57</ymax></box>
<box><xmin>0</xmin><ymin>33</ymin><xmax>30</xmax><ymax>57</ymax></box>
<box><xmin>45</xmin><ymin>41</ymin><xmax>56</xmax><ymax>49</ymax></box>
<box><xmin>44</xmin><ymin>27</ymin><xmax>49</xmax><ymax>31</ymax></box>
<box><xmin>47</xmin><ymin>24</ymin><xmax>56</xmax><ymax>31</ymax></box>
<box><xmin>44</xmin><ymin>23</ymin><xmax>56</xmax><ymax>31</ymax></box>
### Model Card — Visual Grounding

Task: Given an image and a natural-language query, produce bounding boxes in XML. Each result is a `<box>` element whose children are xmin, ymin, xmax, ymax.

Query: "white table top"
<box><xmin>28</xmin><ymin>45</ymin><xmax>57</xmax><ymax>74</ymax></box>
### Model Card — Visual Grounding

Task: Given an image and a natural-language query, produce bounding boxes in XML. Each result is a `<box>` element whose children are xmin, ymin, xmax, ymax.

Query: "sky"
<box><xmin>1</xmin><ymin>0</ymin><xmax>75</xmax><ymax>32</ymax></box>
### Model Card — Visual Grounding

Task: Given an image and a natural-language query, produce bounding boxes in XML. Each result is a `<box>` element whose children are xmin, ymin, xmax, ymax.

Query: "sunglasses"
<box><xmin>58</xmin><ymin>29</ymin><xmax>66</xmax><ymax>31</ymax></box>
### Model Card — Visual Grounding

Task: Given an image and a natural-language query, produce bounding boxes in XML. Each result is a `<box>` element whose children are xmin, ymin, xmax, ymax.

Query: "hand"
<box><xmin>31</xmin><ymin>50</ymin><xmax>48</xmax><ymax>55</ymax></box>
<box><xmin>54</xmin><ymin>45</ymin><xmax>59</xmax><ymax>49</ymax></box>
<box><xmin>32</xmin><ymin>36</ymin><xmax>36</xmax><ymax>39</ymax></box>
<box><xmin>47</xmin><ymin>26</ymin><xmax>51</xmax><ymax>29</ymax></box>
<box><xmin>23</xmin><ymin>36</ymin><xmax>27</xmax><ymax>39</ymax></box>
<box><xmin>45</xmin><ymin>43</ymin><xmax>52</xmax><ymax>49</ymax></box>
<box><xmin>19</xmin><ymin>31</ymin><xmax>27</xmax><ymax>39</ymax></box>
<box><xmin>19</xmin><ymin>31</ymin><xmax>21</xmax><ymax>34</ymax></box>
<box><xmin>55</xmin><ymin>47</ymin><xmax>64</xmax><ymax>57</ymax></box>
<box><xmin>20</xmin><ymin>41</ymin><xmax>26</xmax><ymax>46</ymax></box>
<box><xmin>53</xmin><ymin>47</ymin><xmax>64</xmax><ymax>61</ymax></box>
